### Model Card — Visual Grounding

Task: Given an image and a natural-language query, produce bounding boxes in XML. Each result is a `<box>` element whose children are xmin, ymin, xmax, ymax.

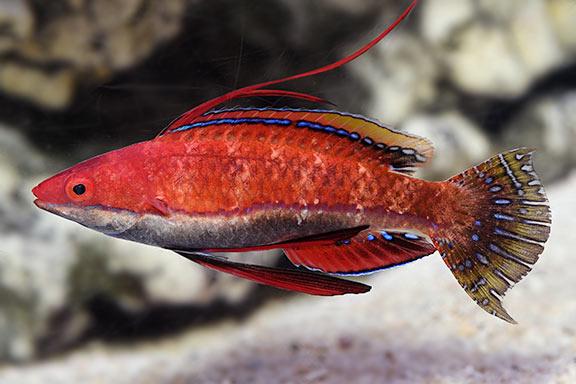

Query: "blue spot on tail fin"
<box><xmin>439</xmin><ymin>148</ymin><xmax>551</xmax><ymax>324</ymax></box>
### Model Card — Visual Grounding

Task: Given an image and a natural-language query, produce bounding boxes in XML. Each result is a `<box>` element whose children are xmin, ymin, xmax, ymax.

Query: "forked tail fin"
<box><xmin>433</xmin><ymin>148</ymin><xmax>551</xmax><ymax>323</ymax></box>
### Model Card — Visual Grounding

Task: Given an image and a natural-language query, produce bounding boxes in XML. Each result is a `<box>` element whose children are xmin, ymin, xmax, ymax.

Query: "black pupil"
<box><xmin>73</xmin><ymin>184</ymin><xmax>86</xmax><ymax>195</ymax></box>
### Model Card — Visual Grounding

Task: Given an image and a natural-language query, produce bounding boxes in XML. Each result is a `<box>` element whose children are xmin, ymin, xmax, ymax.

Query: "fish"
<box><xmin>32</xmin><ymin>0</ymin><xmax>551</xmax><ymax>323</ymax></box>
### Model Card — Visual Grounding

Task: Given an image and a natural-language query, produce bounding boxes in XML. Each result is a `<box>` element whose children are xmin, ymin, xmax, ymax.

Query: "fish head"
<box><xmin>32</xmin><ymin>149</ymin><xmax>143</xmax><ymax>236</ymax></box>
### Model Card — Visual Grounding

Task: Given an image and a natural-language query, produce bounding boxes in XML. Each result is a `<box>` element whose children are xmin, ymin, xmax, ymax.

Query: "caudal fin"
<box><xmin>434</xmin><ymin>148</ymin><xmax>551</xmax><ymax>323</ymax></box>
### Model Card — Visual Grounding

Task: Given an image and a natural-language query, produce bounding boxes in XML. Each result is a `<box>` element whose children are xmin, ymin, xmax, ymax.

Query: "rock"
<box><xmin>420</xmin><ymin>0</ymin><xmax>474</xmax><ymax>45</ymax></box>
<box><xmin>29</xmin><ymin>1</ymin><xmax>186</xmax><ymax>71</ymax></box>
<box><xmin>547</xmin><ymin>0</ymin><xmax>576</xmax><ymax>54</ymax></box>
<box><xmin>0</xmin><ymin>0</ymin><xmax>187</xmax><ymax>109</ymax></box>
<box><xmin>106</xmin><ymin>242</ymin><xmax>270</xmax><ymax>308</ymax></box>
<box><xmin>508</xmin><ymin>0</ymin><xmax>565</xmax><ymax>79</ymax></box>
<box><xmin>446</xmin><ymin>22</ymin><xmax>533</xmax><ymax>98</ymax></box>
<box><xmin>90</xmin><ymin>0</ymin><xmax>143</xmax><ymax>31</ymax></box>
<box><xmin>0</xmin><ymin>62</ymin><xmax>76</xmax><ymax>109</ymax></box>
<box><xmin>421</xmin><ymin>0</ymin><xmax>573</xmax><ymax>99</ymax></box>
<box><xmin>500</xmin><ymin>91</ymin><xmax>576</xmax><ymax>182</ymax></box>
<box><xmin>353</xmin><ymin>34</ymin><xmax>439</xmax><ymax>126</ymax></box>
<box><xmin>0</xmin><ymin>0</ymin><xmax>34</xmax><ymax>53</ymax></box>
<box><xmin>0</xmin><ymin>127</ymin><xmax>75</xmax><ymax>360</ymax></box>
<box><xmin>402</xmin><ymin>112</ymin><xmax>491</xmax><ymax>180</ymax></box>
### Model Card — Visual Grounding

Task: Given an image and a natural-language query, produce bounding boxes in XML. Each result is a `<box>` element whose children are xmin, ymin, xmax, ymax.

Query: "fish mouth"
<box><xmin>34</xmin><ymin>199</ymin><xmax>74</xmax><ymax>218</ymax></box>
<box><xmin>33</xmin><ymin>200</ymin><xmax>140</xmax><ymax>236</ymax></box>
<box><xmin>34</xmin><ymin>199</ymin><xmax>56</xmax><ymax>213</ymax></box>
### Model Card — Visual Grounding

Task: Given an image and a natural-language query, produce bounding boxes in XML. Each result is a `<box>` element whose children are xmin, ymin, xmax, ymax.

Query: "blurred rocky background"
<box><xmin>0</xmin><ymin>0</ymin><xmax>575</xmax><ymax>382</ymax></box>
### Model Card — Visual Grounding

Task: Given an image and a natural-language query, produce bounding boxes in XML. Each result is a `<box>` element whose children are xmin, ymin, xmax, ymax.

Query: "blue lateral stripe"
<box><xmin>173</xmin><ymin>118</ymin><xmax>292</xmax><ymax>132</ymax></box>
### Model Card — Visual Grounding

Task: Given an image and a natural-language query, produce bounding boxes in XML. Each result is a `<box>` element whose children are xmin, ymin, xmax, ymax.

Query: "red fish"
<box><xmin>32</xmin><ymin>0</ymin><xmax>551</xmax><ymax>323</ymax></box>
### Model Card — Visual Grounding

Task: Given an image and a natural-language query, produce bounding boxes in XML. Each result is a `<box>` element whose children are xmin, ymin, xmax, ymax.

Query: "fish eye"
<box><xmin>65</xmin><ymin>177</ymin><xmax>94</xmax><ymax>202</ymax></box>
<box><xmin>73</xmin><ymin>184</ymin><xmax>86</xmax><ymax>195</ymax></box>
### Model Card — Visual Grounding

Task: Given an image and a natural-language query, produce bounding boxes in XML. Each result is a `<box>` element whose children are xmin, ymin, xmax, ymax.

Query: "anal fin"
<box><xmin>284</xmin><ymin>230</ymin><xmax>436</xmax><ymax>275</ymax></box>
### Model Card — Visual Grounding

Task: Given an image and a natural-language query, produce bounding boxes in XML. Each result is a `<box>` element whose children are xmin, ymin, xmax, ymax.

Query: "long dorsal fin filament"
<box><xmin>158</xmin><ymin>0</ymin><xmax>419</xmax><ymax>136</ymax></box>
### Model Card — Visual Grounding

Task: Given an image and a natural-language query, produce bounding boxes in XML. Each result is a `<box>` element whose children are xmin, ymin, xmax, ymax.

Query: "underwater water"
<box><xmin>0</xmin><ymin>0</ymin><xmax>575</xmax><ymax>382</ymax></box>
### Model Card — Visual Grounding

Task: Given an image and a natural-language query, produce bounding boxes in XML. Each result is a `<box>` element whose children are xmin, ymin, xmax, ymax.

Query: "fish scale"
<box><xmin>150</xmin><ymin>122</ymin><xmax>438</xmax><ymax>218</ymax></box>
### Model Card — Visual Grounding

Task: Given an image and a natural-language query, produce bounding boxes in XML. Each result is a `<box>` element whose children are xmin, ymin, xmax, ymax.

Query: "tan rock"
<box><xmin>0</xmin><ymin>62</ymin><xmax>75</xmax><ymax>110</ymax></box>
<box><xmin>91</xmin><ymin>0</ymin><xmax>143</xmax><ymax>31</ymax></box>
<box><xmin>420</xmin><ymin>0</ymin><xmax>474</xmax><ymax>44</ymax></box>
<box><xmin>446</xmin><ymin>23</ymin><xmax>531</xmax><ymax>98</ymax></box>
<box><xmin>0</xmin><ymin>0</ymin><xmax>187</xmax><ymax>108</ymax></box>
<box><xmin>354</xmin><ymin>34</ymin><xmax>439</xmax><ymax>126</ymax></box>
<box><xmin>0</xmin><ymin>0</ymin><xmax>34</xmax><ymax>53</ymax></box>
<box><xmin>547</xmin><ymin>0</ymin><xmax>576</xmax><ymax>54</ymax></box>
<box><xmin>403</xmin><ymin>112</ymin><xmax>490</xmax><ymax>179</ymax></box>
<box><xmin>501</xmin><ymin>91</ymin><xmax>576</xmax><ymax>181</ymax></box>
<box><xmin>509</xmin><ymin>0</ymin><xmax>564</xmax><ymax>79</ymax></box>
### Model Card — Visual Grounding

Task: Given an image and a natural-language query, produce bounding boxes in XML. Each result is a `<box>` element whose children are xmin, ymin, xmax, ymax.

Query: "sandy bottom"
<box><xmin>1</xmin><ymin>173</ymin><xmax>575</xmax><ymax>384</ymax></box>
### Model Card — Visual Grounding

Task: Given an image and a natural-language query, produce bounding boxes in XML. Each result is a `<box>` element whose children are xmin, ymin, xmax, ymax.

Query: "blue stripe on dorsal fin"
<box><xmin>173</xmin><ymin>107</ymin><xmax>435</xmax><ymax>174</ymax></box>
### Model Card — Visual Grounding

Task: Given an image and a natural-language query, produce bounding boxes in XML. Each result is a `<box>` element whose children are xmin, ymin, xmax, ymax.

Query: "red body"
<box><xmin>32</xmin><ymin>108</ymin><xmax>465</xmax><ymax>251</ymax></box>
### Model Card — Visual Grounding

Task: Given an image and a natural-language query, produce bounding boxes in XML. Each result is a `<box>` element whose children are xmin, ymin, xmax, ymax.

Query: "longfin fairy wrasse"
<box><xmin>32</xmin><ymin>0</ymin><xmax>550</xmax><ymax>323</ymax></box>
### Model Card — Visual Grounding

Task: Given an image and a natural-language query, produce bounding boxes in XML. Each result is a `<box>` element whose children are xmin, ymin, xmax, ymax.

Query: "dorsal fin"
<box><xmin>170</xmin><ymin>107</ymin><xmax>435</xmax><ymax>172</ymax></box>
<box><xmin>157</xmin><ymin>0</ymin><xmax>419</xmax><ymax>136</ymax></box>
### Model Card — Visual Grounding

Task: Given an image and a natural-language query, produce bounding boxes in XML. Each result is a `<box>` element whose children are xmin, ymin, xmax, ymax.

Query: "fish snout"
<box><xmin>32</xmin><ymin>184</ymin><xmax>40</xmax><ymax>198</ymax></box>
<box><xmin>32</xmin><ymin>184</ymin><xmax>48</xmax><ymax>210</ymax></box>
<box><xmin>32</xmin><ymin>183</ymin><xmax>49</xmax><ymax>203</ymax></box>
<box><xmin>31</xmin><ymin>174</ymin><xmax>70</xmax><ymax>205</ymax></box>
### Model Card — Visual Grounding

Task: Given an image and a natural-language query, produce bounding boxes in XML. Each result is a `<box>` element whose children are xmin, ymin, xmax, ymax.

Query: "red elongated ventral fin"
<box><xmin>200</xmin><ymin>225</ymin><xmax>369</xmax><ymax>253</ymax></box>
<box><xmin>175</xmin><ymin>251</ymin><xmax>371</xmax><ymax>296</ymax></box>
<box><xmin>158</xmin><ymin>0</ymin><xmax>419</xmax><ymax>136</ymax></box>
<box><xmin>284</xmin><ymin>230</ymin><xmax>435</xmax><ymax>275</ymax></box>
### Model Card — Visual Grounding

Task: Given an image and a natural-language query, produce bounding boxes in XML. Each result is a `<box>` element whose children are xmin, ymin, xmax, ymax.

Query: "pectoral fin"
<box><xmin>148</xmin><ymin>197</ymin><xmax>172</xmax><ymax>217</ymax></box>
